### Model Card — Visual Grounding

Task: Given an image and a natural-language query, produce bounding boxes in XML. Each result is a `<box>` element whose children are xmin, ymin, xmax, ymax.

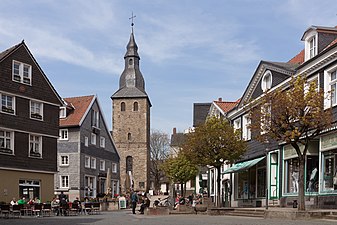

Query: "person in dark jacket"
<box><xmin>131</xmin><ymin>191</ymin><xmax>139</xmax><ymax>214</ymax></box>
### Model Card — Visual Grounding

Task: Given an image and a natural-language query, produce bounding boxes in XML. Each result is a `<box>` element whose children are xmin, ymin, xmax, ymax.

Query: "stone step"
<box><xmin>225</xmin><ymin>212</ymin><xmax>265</xmax><ymax>218</ymax></box>
<box><xmin>324</xmin><ymin>215</ymin><xmax>337</xmax><ymax>220</ymax></box>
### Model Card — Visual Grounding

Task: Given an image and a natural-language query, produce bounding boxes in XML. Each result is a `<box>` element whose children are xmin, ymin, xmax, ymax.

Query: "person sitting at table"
<box><xmin>139</xmin><ymin>195</ymin><xmax>150</xmax><ymax>214</ymax></box>
<box><xmin>17</xmin><ymin>196</ymin><xmax>27</xmax><ymax>205</ymax></box>
<box><xmin>51</xmin><ymin>196</ymin><xmax>60</xmax><ymax>216</ymax></box>
<box><xmin>10</xmin><ymin>197</ymin><xmax>18</xmax><ymax>205</ymax></box>
<box><xmin>73</xmin><ymin>197</ymin><xmax>82</xmax><ymax>214</ymax></box>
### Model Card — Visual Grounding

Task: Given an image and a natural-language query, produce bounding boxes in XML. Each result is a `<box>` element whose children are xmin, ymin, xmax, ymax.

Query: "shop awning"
<box><xmin>222</xmin><ymin>156</ymin><xmax>265</xmax><ymax>174</ymax></box>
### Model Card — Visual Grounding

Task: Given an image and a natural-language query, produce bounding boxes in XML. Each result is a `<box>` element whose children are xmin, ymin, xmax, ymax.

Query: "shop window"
<box><xmin>306</xmin><ymin>156</ymin><xmax>319</xmax><ymax>192</ymax></box>
<box><xmin>322</xmin><ymin>151</ymin><xmax>337</xmax><ymax>192</ymax></box>
<box><xmin>284</xmin><ymin>158</ymin><xmax>299</xmax><ymax>193</ymax></box>
<box><xmin>19</xmin><ymin>179</ymin><xmax>40</xmax><ymax>200</ymax></box>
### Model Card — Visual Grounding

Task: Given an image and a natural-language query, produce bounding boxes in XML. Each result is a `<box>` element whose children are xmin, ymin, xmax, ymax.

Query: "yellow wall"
<box><xmin>0</xmin><ymin>169</ymin><xmax>54</xmax><ymax>203</ymax></box>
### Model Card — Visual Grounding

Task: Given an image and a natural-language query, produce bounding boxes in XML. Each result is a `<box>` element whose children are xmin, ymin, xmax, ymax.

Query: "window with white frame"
<box><xmin>233</xmin><ymin>118</ymin><xmax>241</xmax><ymax>131</ymax></box>
<box><xmin>84</xmin><ymin>176</ymin><xmax>95</xmax><ymax>197</ymax></box>
<box><xmin>242</xmin><ymin>114</ymin><xmax>251</xmax><ymax>140</ymax></box>
<box><xmin>100</xmin><ymin>136</ymin><xmax>105</xmax><ymax>148</ymax></box>
<box><xmin>261</xmin><ymin>103</ymin><xmax>271</xmax><ymax>134</ymax></box>
<box><xmin>12</xmin><ymin>60</ymin><xmax>32</xmax><ymax>85</ymax></box>
<box><xmin>59</xmin><ymin>129</ymin><xmax>68</xmax><ymax>140</ymax></box>
<box><xmin>0</xmin><ymin>130</ymin><xmax>14</xmax><ymax>155</ymax></box>
<box><xmin>324</xmin><ymin>65</ymin><xmax>337</xmax><ymax>109</ymax></box>
<box><xmin>261</xmin><ymin>70</ymin><xmax>272</xmax><ymax>92</ymax></box>
<box><xmin>29</xmin><ymin>135</ymin><xmax>42</xmax><ymax>158</ymax></box>
<box><xmin>1</xmin><ymin>94</ymin><xmax>15</xmax><ymax>114</ymax></box>
<box><xmin>60</xmin><ymin>175</ymin><xmax>69</xmax><ymax>188</ymax></box>
<box><xmin>92</xmin><ymin>109</ymin><xmax>99</xmax><ymax>128</ymax></box>
<box><xmin>85</xmin><ymin>156</ymin><xmax>90</xmax><ymax>168</ymax></box>
<box><xmin>91</xmin><ymin>133</ymin><xmax>96</xmax><ymax>145</ymax></box>
<box><xmin>84</xmin><ymin>136</ymin><xmax>89</xmax><ymax>147</ymax></box>
<box><xmin>112</xmin><ymin>163</ymin><xmax>117</xmax><ymax>173</ymax></box>
<box><xmin>100</xmin><ymin>160</ymin><xmax>105</xmax><ymax>171</ymax></box>
<box><xmin>305</xmin><ymin>75</ymin><xmax>319</xmax><ymax>94</ymax></box>
<box><xmin>60</xmin><ymin>155</ymin><xmax>69</xmax><ymax>166</ymax></box>
<box><xmin>59</xmin><ymin>107</ymin><xmax>66</xmax><ymax>118</ymax></box>
<box><xmin>30</xmin><ymin>101</ymin><xmax>43</xmax><ymax>120</ymax></box>
<box><xmin>309</xmin><ymin>36</ymin><xmax>317</xmax><ymax>59</ymax></box>
<box><xmin>91</xmin><ymin>157</ymin><xmax>96</xmax><ymax>169</ymax></box>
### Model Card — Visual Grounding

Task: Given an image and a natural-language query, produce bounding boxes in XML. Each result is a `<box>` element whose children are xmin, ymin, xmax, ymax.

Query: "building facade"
<box><xmin>0</xmin><ymin>41</ymin><xmax>63</xmax><ymax>203</ymax></box>
<box><xmin>223</xmin><ymin>25</ymin><xmax>337</xmax><ymax>209</ymax></box>
<box><xmin>56</xmin><ymin>95</ymin><xmax>120</xmax><ymax>201</ymax></box>
<box><xmin>111</xmin><ymin>28</ymin><xmax>151</xmax><ymax>193</ymax></box>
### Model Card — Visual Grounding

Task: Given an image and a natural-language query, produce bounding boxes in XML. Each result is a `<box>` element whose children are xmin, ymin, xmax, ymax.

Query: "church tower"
<box><xmin>111</xmin><ymin>25</ymin><xmax>151</xmax><ymax>193</ymax></box>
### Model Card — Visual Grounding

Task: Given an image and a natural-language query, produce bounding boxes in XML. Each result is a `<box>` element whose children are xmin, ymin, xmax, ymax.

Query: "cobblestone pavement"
<box><xmin>1</xmin><ymin>210</ymin><xmax>337</xmax><ymax>225</ymax></box>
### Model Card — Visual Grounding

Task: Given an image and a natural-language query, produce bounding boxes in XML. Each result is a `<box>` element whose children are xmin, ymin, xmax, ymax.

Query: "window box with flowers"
<box><xmin>29</xmin><ymin>150</ymin><xmax>41</xmax><ymax>158</ymax></box>
<box><xmin>0</xmin><ymin>148</ymin><xmax>13</xmax><ymax>155</ymax></box>
<box><xmin>31</xmin><ymin>113</ymin><xmax>42</xmax><ymax>120</ymax></box>
<box><xmin>2</xmin><ymin>106</ymin><xmax>14</xmax><ymax>114</ymax></box>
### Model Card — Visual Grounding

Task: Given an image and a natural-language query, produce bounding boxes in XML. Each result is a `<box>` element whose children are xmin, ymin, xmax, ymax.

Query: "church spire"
<box><xmin>111</xmin><ymin>15</ymin><xmax>151</xmax><ymax>106</ymax></box>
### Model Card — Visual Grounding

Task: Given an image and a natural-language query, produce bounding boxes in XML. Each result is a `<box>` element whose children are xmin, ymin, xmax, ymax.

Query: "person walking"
<box><xmin>131</xmin><ymin>191</ymin><xmax>138</xmax><ymax>214</ymax></box>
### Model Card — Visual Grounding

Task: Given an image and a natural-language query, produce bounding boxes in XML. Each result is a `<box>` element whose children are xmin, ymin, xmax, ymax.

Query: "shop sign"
<box><xmin>321</xmin><ymin>132</ymin><xmax>337</xmax><ymax>151</ymax></box>
<box><xmin>283</xmin><ymin>141</ymin><xmax>318</xmax><ymax>159</ymax></box>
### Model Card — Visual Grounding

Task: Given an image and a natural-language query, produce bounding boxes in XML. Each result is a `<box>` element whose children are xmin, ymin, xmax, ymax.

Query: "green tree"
<box><xmin>162</xmin><ymin>153</ymin><xmax>199</xmax><ymax>197</ymax></box>
<box><xmin>250</xmin><ymin>75</ymin><xmax>332</xmax><ymax>211</ymax></box>
<box><xmin>183</xmin><ymin>116</ymin><xmax>246</xmax><ymax>207</ymax></box>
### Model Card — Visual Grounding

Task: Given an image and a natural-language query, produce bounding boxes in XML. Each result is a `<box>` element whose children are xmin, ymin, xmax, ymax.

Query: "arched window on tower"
<box><xmin>128</xmin><ymin>133</ymin><xmax>132</xmax><ymax>141</ymax></box>
<box><xmin>128</xmin><ymin>59</ymin><xmax>133</xmax><ymax>66</ymax></box>
<box><xmin>133</xmin><ymin>102</ymin><xmax>138</xmax><ymax>111</ymax></box>
<box><xmin>121</xmin><ymin>102</ymin><xmax>126</xmax><ymax>111</ymax></box>
<box><xmin>126</xmin><ymin>156</ymin><xmax>133</xmax><ymax>173</ymax></box>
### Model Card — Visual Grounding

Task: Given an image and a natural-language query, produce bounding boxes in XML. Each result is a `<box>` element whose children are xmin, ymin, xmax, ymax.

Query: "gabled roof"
<box><xmin>288</xmin><ymin>49</ymin><xmax>304</xmax><ymax>65</ymax></box>
<box><xmin>60</xmin><ymin>95</ymin><xmax>95</xmax><ymax>127</ymax></box>
<box><xmin>237</xmin><ymin>60</ymin><xmax>296</xmax><ymax>109</ymax></box>
<box><xmin>214</xmin><ymin>99</ymin><xmax>239</xmax><ymax>114</ymax></box>
<box><xmin>301</xmin><ymin>25</ymin><xmax>337</xmax><ymax>41</ymax></box>
<box><xmin>0</xmin><ymin>42</ymin><xmax>20</xmax><ymax>60</ymax></box>
<box><xmin>0</xmin><ymin>41</ymin><xmax>63</xmax><ymax>106</ymax></box>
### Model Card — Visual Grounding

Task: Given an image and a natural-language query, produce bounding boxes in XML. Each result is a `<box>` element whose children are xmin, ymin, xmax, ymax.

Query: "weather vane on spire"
<box><xmin>129</xmin><ymin>12</ymin><xmax>136</xmax><ymax>27</ymax></box>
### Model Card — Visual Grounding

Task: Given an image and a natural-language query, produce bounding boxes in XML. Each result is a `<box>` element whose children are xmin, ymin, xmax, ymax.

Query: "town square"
<box><xmin>2</xmin><ymin>0</ymin><xmax>337</xmax><ymax>223</ymax></box>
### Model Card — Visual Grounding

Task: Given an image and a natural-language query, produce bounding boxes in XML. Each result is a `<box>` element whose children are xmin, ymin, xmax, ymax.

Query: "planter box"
<box><xmin>100</xmin><ymin>202</ymin><xmax>119</xmax><ymax>211</ymax></box>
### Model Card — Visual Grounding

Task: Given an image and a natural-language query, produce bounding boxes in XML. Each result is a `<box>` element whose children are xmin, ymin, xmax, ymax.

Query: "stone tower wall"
<box><xmin>112</xmin><ymin>98</ymin><xmax>150</xmax><ymax>192</ymax></box>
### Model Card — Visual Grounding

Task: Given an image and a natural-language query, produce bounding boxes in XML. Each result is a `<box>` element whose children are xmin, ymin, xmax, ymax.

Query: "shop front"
<box><xmin>317</xmin><ymin>132</ymin><xmax>337</xmax><ymax>208</ymax></box>
<box><xmin>280</xmin><ymin>141</ymin><xmax>319</xmax><ymax>207</ymax></box>
<box><xmin>223</xmin><ymin>156</ymin><xmax>266</xmax><ymax>207</ymax></box>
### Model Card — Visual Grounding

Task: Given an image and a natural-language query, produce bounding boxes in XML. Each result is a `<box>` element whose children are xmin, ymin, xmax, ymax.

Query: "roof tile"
<box><xmin>60</xmin><ymin>95</ymin><xmax>95</xmax><ymax>127</ymax></box>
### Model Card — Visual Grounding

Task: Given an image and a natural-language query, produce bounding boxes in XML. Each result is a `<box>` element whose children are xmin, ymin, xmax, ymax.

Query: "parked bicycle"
<box><xmin>153</xmin><ymin>196</ymin><xmax>173</xmax><ymax>207</ymax></box>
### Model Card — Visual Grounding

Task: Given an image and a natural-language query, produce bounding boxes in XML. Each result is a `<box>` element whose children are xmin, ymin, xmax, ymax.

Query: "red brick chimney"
<box><xmin>173</xmin><ymin>127</ymin><xmax>177</xmax><ymax>134</ymax></box>
<box><xmin>218</xmin><ymin>97</ymin><xmax>222</xmax><ymax>102</ymax></box>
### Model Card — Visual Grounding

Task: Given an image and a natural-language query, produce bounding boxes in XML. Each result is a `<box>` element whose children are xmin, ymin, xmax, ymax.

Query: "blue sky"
<box><xmin>0</xmin><ymin>0</ymin><xmax>336</xmax><ymax>135</ymax></box>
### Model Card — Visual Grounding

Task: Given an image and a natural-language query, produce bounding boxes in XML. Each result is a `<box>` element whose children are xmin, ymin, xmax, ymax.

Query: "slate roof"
<box><xmin>60</xmin><ymin>95</ymin><xmax>95</xmax><ymax>127</ymax></box>
<box><xmin>193</xmin><ymin>103</ymin><xmax>211</xmax><ymax>127</ymax></box>
<box><xmin>170</xmin><ymin>133</ymin><xmax>186</xmax><ymax>147</ymax></box>
<box><xmin>0</xmin><ymin>43</ymin><xmax>20</xmax><ymax>61</ymax></box>
<box><xmin>111</xmin><ymin>86</ymin><xmax>148</xmax><ymax>99</ymax></box>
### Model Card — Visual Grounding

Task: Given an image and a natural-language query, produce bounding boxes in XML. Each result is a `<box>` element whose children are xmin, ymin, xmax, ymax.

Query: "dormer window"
<box><xmin>12</xmin><ymin>60</ymin><xmax>32</xmax><ymax>85</ymax></box>
<box><xmin>261</xmin><ymin>70</ymin><xmax>272</xmax><ymax>92</ymax></box>
<box><xmin>304</xmin><ymin>32</ymin><xmax>318</xmax><ymax>61</ymax></box>
<box><xmin>59</xmin><ymin>107</ymin><xmax>66</xmax><ymax>118</ymax></box>
<box><xmin>309</xmin><ymin>36</ymin><xmax>317</xmax><ymax>59</ymax></box>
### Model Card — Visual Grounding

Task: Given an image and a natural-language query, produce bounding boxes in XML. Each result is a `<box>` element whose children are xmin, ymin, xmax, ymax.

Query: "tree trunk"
<box><xmin>216</xmin><ymin>166</ymin><xmax>221</xmax><ymax>207</ymax></box>
<box><xmin>298</xmin><ymin>154</ymin><xmax>305</xmax><ymax>211</ymax></box>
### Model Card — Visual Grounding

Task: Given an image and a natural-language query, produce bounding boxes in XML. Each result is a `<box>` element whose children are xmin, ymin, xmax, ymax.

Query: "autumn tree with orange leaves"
<box><xmin>250</xmin><ymin>75</ymin><xmax>332</xmax><ymax>211</ymax></box>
